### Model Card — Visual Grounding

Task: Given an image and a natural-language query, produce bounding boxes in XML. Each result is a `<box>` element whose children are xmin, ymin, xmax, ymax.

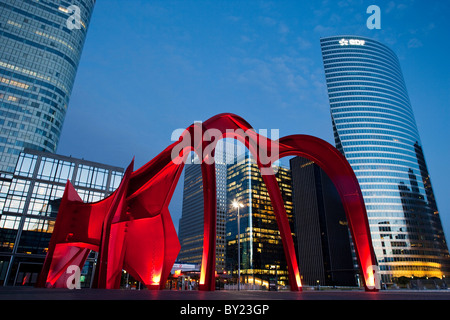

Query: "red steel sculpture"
<box><xmin>37</xmin><ymin>113</ymin><xmax>378</xmax><ymax>291</ymax></box>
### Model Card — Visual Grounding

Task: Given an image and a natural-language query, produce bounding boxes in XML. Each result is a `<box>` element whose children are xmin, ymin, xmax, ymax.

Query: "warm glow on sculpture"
<box><xmin>367</xmin><ymin>272</ymin><xmax>375</xmax><ymax>289</ymax></box>
<box><xmin>37</xmin><ymin>113</ymin><xmax>378</xmax><ymax>292</ymax></box>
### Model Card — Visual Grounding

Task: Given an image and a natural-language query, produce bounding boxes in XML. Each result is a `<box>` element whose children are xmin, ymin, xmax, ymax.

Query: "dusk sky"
<box><xmin>57</xmin><ymin>0</ymin><xmax>450</xmax><ymax>236</ymax></box>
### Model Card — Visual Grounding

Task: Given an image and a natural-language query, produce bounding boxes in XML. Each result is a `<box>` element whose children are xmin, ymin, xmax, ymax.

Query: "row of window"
<box><xmin>327</xmin><ymin>77</ymin><xmax>406</xmax><ymax>94</ymax></box>
<box><xmin>338</xmin><ymin>129</ymin><xmax>418</xmax><ymax>146</ymax></box>
<box><xmin>329</xmin><ymin>92</ymin><xmax>410</xmax><ymax>111</ymax></box>
<box><xmin>338</xmin><ymin>127</ymin><xmax>417</xmax><ymax>146</ymax></box>
<box><xmin>344</xmin><ymin>145</ymin><xmax>420</xmax><ymax>161</ymax></box>
<box><xmin>334</xmin><ymin>111</ymin><xmax>417</xmax><ymax>130</ymax></box>
<box><xmin>359</xmin><ymin>174</ymin><xmax>423</xmax><ymax>185</ymax></box>
<box><xmin>346</xmin><ymin>156</ymin><xmax>417</xmax><ymax>167</ymax></box>
<box><xmin>0</xmin><ymin>116</ymin><xmax>60</xmax><ymax>145</ymax></box>
<box><xmin>6</xmin><ymin>0</ymin><xmax>90</xmax><ymax>37</ymax></box>
<box><xmin>324</xmin><ymin>61</ymin><xmax>403</xmax><ymax>83</ymax></box>
<box><xmin>326</xmin><ymin>70</ymin><xmax>406</xmax><ymax>91</ymax></box>
<box><xmin>348</xmin><ymin>157</ymin><xmax>423</xmax><ymax>169</ymax></box>
<box><xmin>0</xmin><ymin>43</ymin><xmax>74</xmax><ymax>89</ymax></box>
<box><xmin>321</xmin><ymin>40</ymin><xmax>399</xmax><ymax>64</ymax></box>
<box><xmin>0</xmin><ymin>96</ymin><xmax>63</xmax><ymax>127</ymax></box>
<box><xmin>352</xmin><ymin>164</ymin><xmax>422</xmax><ymax>175</ymax></box>
<box><xmin>0</xmin><ymin>64</ymin><xmax>67</xmax><ymax>100</ymax></box>
<box><xmin>324</xmin><ymin>58</ymin><xmax>402</xmax><ymax>79</ymax></box>
<box><xmin>341</xmin><ymin>131</ymin><xmax>417</xmax><ymax>146</ymax></box>
<box><xmin>2</xmin><ymin>17</ymin><xmax>78</xmax><ymax>57</ymax></box>
<box><xmin>0</xmin><ymin>92</ymin><xmax>65</xmax><ymax>133</ymax></box>
<box><xmin>14</xmin><ymin>153</ymin><xmax>123</xmax><ymax>189</ymax></box>
<box><xmin>330</xmin><ymin>99</ymin><xmax>414</xmax><ymax>119</ymax></box>
<box><xmin>331</xmin><ymin>105</ymin><xmax>416</xmax><ymax>125</ymax></box>
<box><xmin>1</xmin><ymin>30</ymin><xmax>77</xmax><ymax>70</ymax></box>
<box><xmin>323</xmin><ymin>52</ymin><xmax>400</xmax><ymax>71</ymax></box>
<box><xmin>328</xmin><ymin>83</ymin><xmax>410</xmax><ymax>104</ymax></box>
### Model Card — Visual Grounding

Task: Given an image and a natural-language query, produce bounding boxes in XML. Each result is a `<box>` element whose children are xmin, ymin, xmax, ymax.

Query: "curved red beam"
<box><xmin>278</xmin><ymin>135</ymin><xmax>378</xmax><ymax>291</ymax></box>
<box><xmin>37</xmin><ymin>113</ymin><xmax>378</xmax><ymax>292</ymax></box>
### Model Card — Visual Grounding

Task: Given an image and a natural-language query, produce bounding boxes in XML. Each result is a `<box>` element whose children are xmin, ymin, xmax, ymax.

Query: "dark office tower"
<box><xmin>0</xmin><ymin>149</ymin><xmax>123</xmax><ymax>286</ymax></box>
<box><xmin>290</xmin><ymin>157</ymin><xmax>356</xmax><ymax>287</ymax></box>
<box><xmin>177</xmin><ymin>140</ymin><xmax>236</xmax><ymax>273</ymax></box>
<box><xmin>0</xmin><ymin>0</ymin><xmax>96</xmax><ymax>172</ymax></box>
<box><xmin>320</xmin><ymin>35</ymin><xmax>450</xmax><ymax>284</ymax></box>
<box><xmin>226</xmin><ymin>152</ymin><xmax>295</xmax><ymax>289</ymax></box>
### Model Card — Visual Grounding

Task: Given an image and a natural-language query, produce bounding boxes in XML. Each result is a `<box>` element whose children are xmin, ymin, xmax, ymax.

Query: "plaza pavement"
<box><xmin>1</xmin><ymin>286</ymin><xmax>449</xmax><ymax>300</ymax></box>
<box><xmin>1</xmin><ymin>287</ymin><xmax>448</xmax><ymax>319</ymax></box>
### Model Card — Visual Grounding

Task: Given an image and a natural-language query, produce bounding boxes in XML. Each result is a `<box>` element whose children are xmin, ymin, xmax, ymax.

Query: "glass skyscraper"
<box><xmin>178</xmin><ymin>139</ymin><xmax>238</xmax><ymax>273</ymax></box>
<box><xmin>226</xmin><ymin>152</ymin><xmax>294</xmax><ymax>289</ymax></box>
<box><xmin>320</xmin><ymin>35</ymin><xmax>450</xmax><ymax>284</ymax></box>
<box><xmin>0</xmin><ymin>0</ymin><xmax>96</xmax><ymax>172</ymax></box>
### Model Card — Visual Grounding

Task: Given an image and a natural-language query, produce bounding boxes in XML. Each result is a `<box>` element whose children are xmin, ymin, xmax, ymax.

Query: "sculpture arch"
<box><xmin>37</xmin><ymin>113</ymin><xmax>378</xmax><ymax>292</ymax></box>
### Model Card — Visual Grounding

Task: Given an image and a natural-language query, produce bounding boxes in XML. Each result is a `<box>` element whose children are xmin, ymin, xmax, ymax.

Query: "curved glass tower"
<box><xmin>0</xmin><ymin>0</ymin><xmax>96</xmax><ymax>172</ymax></box>
<box><xmin>320</xmin><ymin>35</ymin><xmax>450</xmax><ymax>284</ymax></box>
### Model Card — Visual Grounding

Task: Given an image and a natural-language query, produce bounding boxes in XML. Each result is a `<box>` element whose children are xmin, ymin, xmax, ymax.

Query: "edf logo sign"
<box><xmin>339</xmin><ymin>39</ymin><xmax>366</xmax><ymax>46</ymax></box>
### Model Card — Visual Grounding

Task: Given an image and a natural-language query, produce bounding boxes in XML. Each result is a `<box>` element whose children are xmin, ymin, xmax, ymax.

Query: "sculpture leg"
<box><xmin>43</xmin><ymin>244</ymin><xmax>90</xmax><ymax>288</ymax></box>
<box><xmin>123</xmin><ymin>216</ymin><xmax>165</xmax><ymax>290</ymax></box>
<box><xmin>279</xmin><ymin>135</ymin><xmax>379</xmax><ymax>291</ymax></box>
<box><xmin>159</xmin><ymin>207</ymin><xmax>181</xmax><ymax>290</ymax></box>
<box><xmin>95</xmin><ymin>160</ymin><xmax>134</xmax><ymax>289</ymax></box>
<box><xmin>199</xmin><ymin>162</ymin><xmax>217</xmax><ymax>291</ymax></box>
<box><xmin>261</xmin><ymin>169</ymin><xmax>302</xmax><ymax>291</ymax></box>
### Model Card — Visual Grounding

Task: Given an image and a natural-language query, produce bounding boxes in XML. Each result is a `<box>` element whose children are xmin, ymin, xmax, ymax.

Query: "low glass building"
<box><xmin>0</xmin><ymin>149</ymin><xmax>123</xmax><ymax>286</ymax></box>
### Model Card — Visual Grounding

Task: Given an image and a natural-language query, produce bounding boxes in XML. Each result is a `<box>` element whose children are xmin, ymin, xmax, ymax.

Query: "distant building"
<box><xmin>177</xmin><ymin>163</ymin><xmax>205</xmax><ymax>267</ymax></box>
<box><xmin>177</xmin><ymin>140</ymin><xmax>238</xmax><ymax>273</ymax></box>
<box><xmin>0</xmin><ymin>149</ymin><xmax>123</xmax><ymax>286</ymax></box>
<box><xmin>290</xmin><ymin>156</ymin><xmax>357</xmax><ymax>287</ymax></box>
<box><xmin>226</xmin><ymin>152</ymin><xmax>294</xmax><ymax>289</ymax></box>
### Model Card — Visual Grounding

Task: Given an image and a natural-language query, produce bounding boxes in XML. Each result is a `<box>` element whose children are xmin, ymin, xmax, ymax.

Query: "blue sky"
<box><xmin>57</xmin><ymin>0</ymin><xmax>450</xmax><ymax>236</ymax></box>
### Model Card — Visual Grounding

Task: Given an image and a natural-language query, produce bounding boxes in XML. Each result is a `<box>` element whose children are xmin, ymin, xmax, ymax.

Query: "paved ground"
<box><xmin>1</xmin><ymin>288</ymin><xmax>448</xmax><ymax>318</ymax></box>
<box><xmin>1</xmin><ymin>286</ymin><xmax>449</xmax><ymax>300</ymax></box>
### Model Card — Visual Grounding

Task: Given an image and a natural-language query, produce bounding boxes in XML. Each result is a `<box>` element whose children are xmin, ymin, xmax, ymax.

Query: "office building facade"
<box><xmin>177</xmin><ymin>162</ymin><xmax>210</xmax><ymax>268</ymax></box>
<box><xmin>0</xmin><ymin>0</ymin><xmax>96</xmax><ymax>172</ymax></box>
<box><xmin>290</xmin><ymin>156</ymin><xmax>357</xmax><ymax>287</ymax></box>
<box><xmin>226</xmin><ymin>152</ymin><xmax>295</xmax><ymax>289</ymax></box>
<box><xmin>320</xmin><ymin>35</ymin><xmax>450</xmax><ymax>284</ymax></box>
<box><xmin>177</xmin><ymin>140</ymin><xmax>238</xmax><ymax>273</ymax></box>
<box><xmin>0</xmin><ymin>149</ymin><xmax>123</xmax><ymax>286</ymax></box>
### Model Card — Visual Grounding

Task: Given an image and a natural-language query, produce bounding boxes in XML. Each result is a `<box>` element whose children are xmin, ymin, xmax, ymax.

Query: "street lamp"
<box><xmin>232</xmin><ymin>200</ymin><xmax>244</xmax><ymax>291</ymax></box>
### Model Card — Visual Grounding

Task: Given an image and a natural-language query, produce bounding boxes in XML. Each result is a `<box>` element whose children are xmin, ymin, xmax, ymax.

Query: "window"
<box><xmin>76</xmin><ymin>164</ymin><xmax>93</xmax><ymax>187</ymax></box>
<box><xmin>109</xmin><ymin>170</ymin><xmax>123</xmax><ymax>191</ymax></box>
<box><xmin>15</xmin><ymin>153</ymin><xmax>37</xmax><ymax>177</ymax></box>
<box><xmin>37</xmin><ymin>157</ymin><xmax>74</xmax><ymax>182</ymax></box>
